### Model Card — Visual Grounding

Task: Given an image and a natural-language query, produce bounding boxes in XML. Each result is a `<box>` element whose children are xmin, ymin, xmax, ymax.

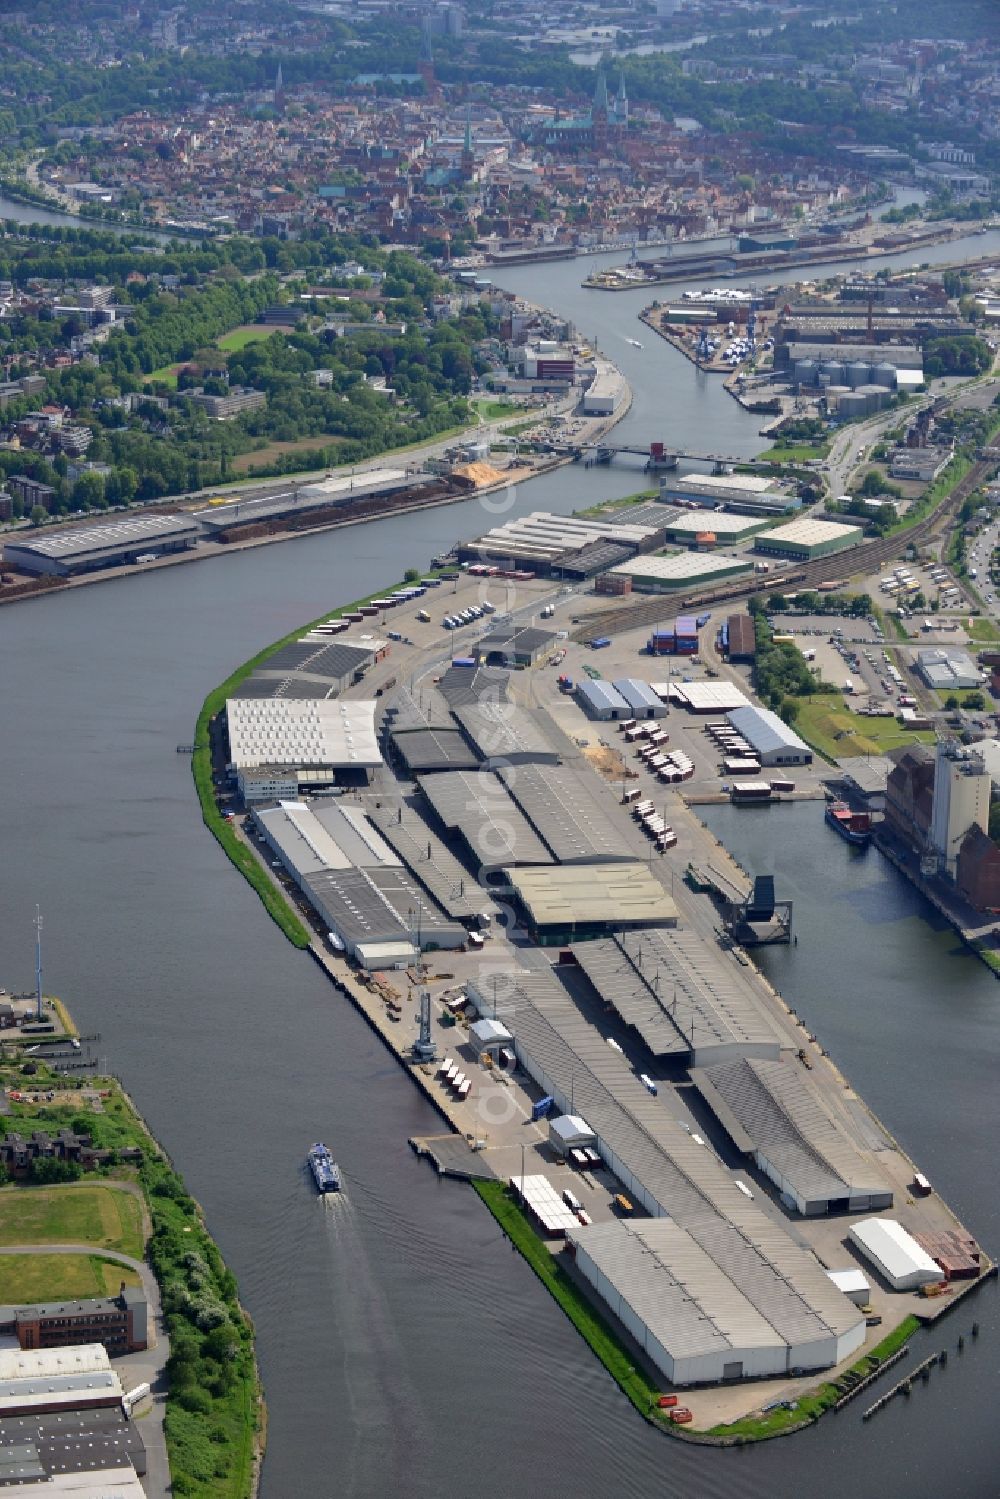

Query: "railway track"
<box><xmin>570</xmin><ymin>456</ymin><xmax>996</xmax><ymax>644</ymax></box>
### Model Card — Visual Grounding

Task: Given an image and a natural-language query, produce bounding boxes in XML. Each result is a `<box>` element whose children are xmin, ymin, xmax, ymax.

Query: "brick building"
<box><xmin>884</xmin><ymin>745</ymin><xmax>936</xmax><ymax>851</ymax></box>
<box><xmin>0</xmin><ymin>1286</ymin><xmax>148</xmax><ymax>1355</ymax></box>
<box><xmin>956</xmin><ymin>824</ymin><xmax>1000</xmax><ymax>912</ymax></box>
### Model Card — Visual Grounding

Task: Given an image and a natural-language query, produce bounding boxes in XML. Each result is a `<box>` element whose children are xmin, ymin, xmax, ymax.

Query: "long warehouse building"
<box><xmin>569</xmin><ymin>930</ymin><xmax>784</xmax><ymax>1065</ymax></box>
<box><xmin>3</xmin><ymin>512</ymin><xmax>202</xmax><ymax>577</ymax></box>
<box><xmin>466</xmin><ymin>964</ymin><xmax>864</xmax><ymax>1381</ymax></box>
<box><xmin>691</xmin><ymin>1056</ymin><xmax>894</xmax><ymax>1215</ymax></box>
<box><xmin>726</xmin><ymin>705</ymin><xmax>813</xmax><ymax>767</ymax></box>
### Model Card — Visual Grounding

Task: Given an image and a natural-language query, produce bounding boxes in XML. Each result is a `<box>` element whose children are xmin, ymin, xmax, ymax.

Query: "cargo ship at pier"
<box><xmin>308</xmin><ymin>1142</ymin><xmax>342</xmax><ymax>1193</ymax></box>
<box><xmin>825</xmin><ymin>801</ymin><xmax>872</xmax><ymax>848</ymax></box>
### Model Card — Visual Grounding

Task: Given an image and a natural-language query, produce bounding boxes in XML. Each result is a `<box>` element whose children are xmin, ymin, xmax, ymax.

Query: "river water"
<box><xmin>0</xmin><ymin>217</ymin><xmax>998</xmax><ymax>1498</ymax></box>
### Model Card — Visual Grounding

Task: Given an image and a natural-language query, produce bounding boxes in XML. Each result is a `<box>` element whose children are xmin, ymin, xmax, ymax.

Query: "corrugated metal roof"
<box><xmin>497</xmin><ymin>763</ymin><xmax>646</xmax><ymax>864</ymax></box>
<box><xmin>611</xmin><ymin>679</ymin><xmax>665</xmax><ymax>713</ymax></box>
<box><xmin>392</xmin><ymin>727</ymin><xmax>482</xmax><ymax>773</ymax></box>
<box><xmin>575</xmin><ymin>679</ymin><xmax>631</xmax><ymax>715</ymax></box>
<box><xmin>417</xmin><ymin>770</ymin><xmax>553</xmax><ymax>868</ymax></box>
<box><xmin>569</xmin><ymin>1218</ymin><xmax>782</xmax><ymax>1360</ymax></box>
<box><xmin>692</xmin><ymin>1057</ymin><xmax>893</xmax><ymax>1207</ymax></box>
<box><xmin>506</xmin><ymin>863</ymin><xmax>677</xmax><ymax>927</ymax></box>
<box><xmin>469</xmin><ymin>965</ymin><xmax>860</xmax><ymax>1349</ymax></box>
<box><xmin>368</xmin><ymin>800</ymin><xmax>495</xmax><ymax>919</ymax></box>
<box><xmin>572</xmin><ymin>931</ymin><xmax>783</xmax><ymax>1060</ymax></box>
<box><xmin>453</xmin><ymin>702</ymin><xmax>561</xmax><ymax>764</ymax></box>
<box><xmin>727</xmin><ymin>704</ymin><xmax>811</xmax><ymax>757</ymax></box>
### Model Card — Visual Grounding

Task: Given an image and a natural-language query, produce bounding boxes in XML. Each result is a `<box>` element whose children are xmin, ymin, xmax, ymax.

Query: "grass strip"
<box><xmin>193</xmin><ymin>572</ymin><xmax>448</xmax><ymax>947</ymax></box>
<box><xmin>705</xmin><ymin>1315</ymin><xmax>922</xmax><ymax>1439</ymax></box>
<box><xmin>473</xmin><ymin>1182</ymin><xmax>667</xmax><ymax>1423</ymax></box>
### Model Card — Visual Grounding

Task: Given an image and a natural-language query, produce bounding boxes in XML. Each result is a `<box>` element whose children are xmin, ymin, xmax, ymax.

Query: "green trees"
<box><xmin>923</xmin><ymin>336</ymin><xmax>992</xmax><ymax>379</ymax></box>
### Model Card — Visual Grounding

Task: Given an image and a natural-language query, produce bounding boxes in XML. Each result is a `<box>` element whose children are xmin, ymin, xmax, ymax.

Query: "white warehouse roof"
<box><xmin>226</xmin><ymin>697</ymin><xmax>382</xmax><ymax>770</ymax></box>
<box><xmin>848</xmin><ymin>1217</ymin><xmax>942</xmax><ymax>1291</ymax></box>
<box><xmin>470</xmin><ymin>1017</ymin><xmax>513</xmax><ymax>1048</ymax></box>
<box><xmin>569</xmin><ymin>1216</ymin><xmax>864</xmax><ymax>1386</ymax></box>
<box><xmin>726</xmin><ymin>704</ymin><xmax>811</xmax><ymax>760</ymax></box>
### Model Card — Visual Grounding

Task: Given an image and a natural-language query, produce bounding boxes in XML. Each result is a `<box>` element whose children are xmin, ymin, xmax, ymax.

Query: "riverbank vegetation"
<box><xmin>0</xmin><ymin>1063</ymin><xmax>260</xmax><ymax>1498</ymax></box>
<box><xmin>473</xmin><ymin>1182</ymin><xmax>667</xmax><ymax>1424</ymax></box>
<box><xmin>192</xmin><ymin>572</ymin><xmax>442</xmax><ymax>949</ymax></box>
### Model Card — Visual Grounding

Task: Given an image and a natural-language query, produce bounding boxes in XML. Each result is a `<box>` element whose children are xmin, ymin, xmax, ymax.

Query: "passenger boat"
<box><xmin>307</xmin><ymin>1142</ymin><xmax>342</xmax><ymax>1193</ymax></box>
<box><xmin>824</xmin><ymin>801</ymin><xmax>872</xmax><ymax>848</ymax></box>
<box><xmin>627</xmin><ymin>338</ymin><xmax>644</xmax><ymax>349</ymax></box>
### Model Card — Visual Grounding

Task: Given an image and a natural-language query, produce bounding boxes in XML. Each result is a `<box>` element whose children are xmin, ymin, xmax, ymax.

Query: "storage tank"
<box><xmin>838</xmin><ymin>392</ymin><xmax>868</xmax><ymax>418</ymax></box>
<box><xmin>873</xmin><ymin>362</ymin><xmax>897</xmax><ymax>389</ymax></box>
<box><xmin>823</xmin><ymin>385</ymin><xmax>851</xmax><ymax>411</ymax></box>
<box><xmin>846</xmin><ymin>361</ymin><xmax>871</xmax><ymax>388</ymax></box>
<box><xmin>822</xmin><ymin>361</ymin><xmax>846</xmax><ymax>385</ymax></box>
<box><xmin>794</xmin><ymin>359</ymin><xmax>817</xmax><ymax>387</ymax></box>
<box><xmin>857</xmin><ymin>384</ymin><xmax>890</xmax><ymax>412</ymax></box>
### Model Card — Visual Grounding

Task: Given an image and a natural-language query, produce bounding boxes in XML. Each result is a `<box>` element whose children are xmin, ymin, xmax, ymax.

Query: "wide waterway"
<box><xmin>0</xmin><ymin>220</ymin><xmax>998</xmax><ymax>1497</ymax></box>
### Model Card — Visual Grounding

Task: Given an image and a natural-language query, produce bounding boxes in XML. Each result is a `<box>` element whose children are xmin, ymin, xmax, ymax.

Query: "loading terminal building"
<box><xmin>232</xmin><ymin>637</ymin><xmax>386</xmax><ymax>702</ymax></box>
<box><xmin>605</xmin><ymin>552</ymin><xmax>753</xmax><ymax>594</ymax></box>
<box><xmin>192</xmin><ymin>468</ymin><xmax>415</xmax><ymax>535</ymax></box>
<box><xmin>569</xmin><ymin>930</ymin><xmax>783</xmax><ymax>1066</ymax></box>
<box><xmin>2</xmin><ymin>513</ymin><xmax>202</xmax><ymax>577</ymax></box>
<box><xmin>464</xmin><ymin>964</ymin><xmax>865</xmax><ymax>1382</ymax></box>
<box><xmin>658</xmin><ymin>473</ymin><xmax>795</xmax><ymax>516</ymax></box>
<box><xmin>252</xmin><ymin>799</ymin><xmax>465</xmax><ymax>965</ymax></box>
<box><xmin>691</xmin><ymin>1056</ymin><xmax>894</xmax><ymax>1215</ymax></box>
<box><xmin>754</xmin><ymin>518</ymin><xmax>863</xmax><ymax>561</ymax></box>
<box><xmin>227</xmin><ymin>697</ymin><xmax>383</xmax><ymax>802</ymax></box>
<box><xmin>503</xmin><ymin>865</ymin><xmax>678</xmax><ymax>943</ymax></box>
<box><xmin>656</xmin><ymin>510</ymin><xmax>774</xmax><ymax>547</ymax></box>
<box><xmin>726</xmin><ymin>705</ymin><xmax>813</xmax><ymax>767</ymax></box>
<box><xmin>456</xmin><ymin>510</ymin><xmax>663</xmax><ymax>577</ymax></box>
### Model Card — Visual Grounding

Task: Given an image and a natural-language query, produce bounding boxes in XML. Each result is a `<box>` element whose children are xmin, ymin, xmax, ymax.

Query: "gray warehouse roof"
<box><xmin>3</xmin><ymin>511</ymin><xmax>201</xmax><ymax>562</ymax></box>
<box><xmin>570</xmin><ymin>931</ymin><xmax>783</xmax><ymax>1063</ymax></box>
<box><xmin>417</xmin><ymin>770</ymin><xmax>553</xmax><ymax>868</ymax></box>
<box><xmin>612</xmin><ymin>679</ymin><xmax>666</xmax><ymax>715</ymax></box>
<box><xmin>691</xmin><ymin>1057</ymin><xmax>893</xmax><ymax>1209</ymax></box>
<box><xmin>302</xmin><ymin>865</ymin><xmax>463</xmax><ymax>950</ymax></box>
<box><xmin>368</xmin><ymin>800</ymin><xmax>498</xmax><ymax>920</ymax></box>
<box><xmin>392</xmin><ymin>727</ymin><xmax>482</xmax><ymax>774</ymax></box>
<box><xmin>452</xmin><ymin>702</ymin><xmax>561</xmax><ymax>765</ymax></box>
<box><xmin>569</xmin><ymin>1217</ymin><xmax>785</xmax><ymax>1364</ymax></box>
<box><xmin>466</xmin><ymin>965</ymin><xmax>861</xmax><ymax>1351</ymax></box>
<box><xmin>436</xmin><ymin>664</ymin><xmax>511</xmax><ymax>708</ymax></box>
<box><xmin>192</xmin><ymin>469</ymin><xmax>413</xmax><ymax>531</ymax></box>
<box><xmin>575</xmin><ymin>679</ymin><xmax>631</xmax><ymax>717</ymax></box>
<box><xmin>497</xmin><ymin>763</ymin><xmax>646</xmax><ymax>863</ymax></box>
<box><xmin>726</xmin><ymin>704</ymin><xmax>811</xmax><ymax>758</ymax></box>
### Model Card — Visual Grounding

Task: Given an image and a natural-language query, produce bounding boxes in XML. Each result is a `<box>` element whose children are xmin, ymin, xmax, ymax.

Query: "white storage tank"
<box><xmin>872</xmin><ymin>362</ymin><xmax>897</xmax><ymax>389</ymax></box>
<box><xmin>846</xmin><ymin>361</ymin><xmax>872</xmax><ymax>388</ymax></box>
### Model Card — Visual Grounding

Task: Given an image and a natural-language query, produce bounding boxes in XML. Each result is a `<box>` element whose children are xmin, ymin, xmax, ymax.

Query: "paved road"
<box><xmin>0</xmin><ymin>1242</ymin><xmax>171</xmax><ymax>1499</ymax></box>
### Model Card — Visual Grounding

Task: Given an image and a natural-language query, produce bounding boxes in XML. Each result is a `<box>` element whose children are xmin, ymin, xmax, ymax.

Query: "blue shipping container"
<box><xmin>531</xmin><ymin>1096</ymin><xmax>555</xmax><ymax>1121</ymax></box>
<box><xmin>452</xmin><ymin>656</ymin><xmax>477</xmax><ymax>668</ymax></box>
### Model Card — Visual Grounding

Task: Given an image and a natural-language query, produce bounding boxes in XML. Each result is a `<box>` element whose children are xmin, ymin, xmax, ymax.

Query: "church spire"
<box><xmin>593</xmin><ymin>69</ymin><xmax>609</xmax><ymax>113</ymax></box>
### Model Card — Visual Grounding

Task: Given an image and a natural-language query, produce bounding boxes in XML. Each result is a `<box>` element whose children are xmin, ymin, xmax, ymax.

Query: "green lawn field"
<box><xmin>0</xmin><ymin>1183</ymin><xmax>144</xmax><ymax>1258</ymax></box>
<box><xmin>793</xmin><ymin>697</ymin><xmax>935</xmax><ymax>761</ymax></box>
<box><xmin>215</xmin><ymin>325</ymin><xmax>274</xmax><ymax>353</ymax></box>
<box><xmin>0</xmin><ymin>1253</ymin><xmax>141</xmax><ymax>1303</ymax></box>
